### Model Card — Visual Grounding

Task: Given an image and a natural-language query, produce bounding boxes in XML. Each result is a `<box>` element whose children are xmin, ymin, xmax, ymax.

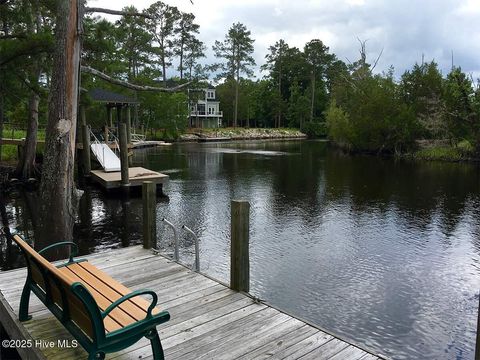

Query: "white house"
<box><xmin>188</xmin><ymin>85</ymin><xmax>223</xmax><ymax>128</ymax></box>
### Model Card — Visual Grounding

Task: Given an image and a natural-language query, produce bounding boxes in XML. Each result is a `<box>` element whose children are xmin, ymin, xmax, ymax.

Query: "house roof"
<box><xmin>89</xmin><ymin>88</ymin><xmax>139</xmax><ymax>105</ymax></box>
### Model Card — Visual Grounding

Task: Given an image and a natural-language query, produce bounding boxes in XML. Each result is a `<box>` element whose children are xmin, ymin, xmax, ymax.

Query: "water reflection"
<box><xmin>1</xmin><ymin>140</ymin><xmax>479</xmax><ymax>359</ymax></box>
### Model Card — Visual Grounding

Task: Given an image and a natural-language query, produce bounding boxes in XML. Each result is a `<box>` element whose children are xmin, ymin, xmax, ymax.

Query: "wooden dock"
<box><xmin>0</xmin><ymin>246</ymin><xmax>386</xmax><ymax>360</ymax></box>
<box><xmin>90</xmin><ymin>167</ymin><xmax>169</xmax><ymax>190</ymax></box>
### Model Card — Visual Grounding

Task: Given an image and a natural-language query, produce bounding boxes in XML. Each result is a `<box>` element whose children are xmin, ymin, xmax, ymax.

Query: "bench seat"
<box><xmin>6</xmin><ymin>230</ymin><xmax>170</xmax><ymax>360</ymax></box>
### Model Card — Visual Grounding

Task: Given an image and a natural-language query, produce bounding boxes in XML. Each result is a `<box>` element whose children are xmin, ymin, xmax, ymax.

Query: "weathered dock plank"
<box><xmin>0</xmin><ymin>246</ymin><xmax>385</xmax><ymax>360</ymax></box>
<box><xmin>90</xmin><ymin>167</ymin><xmax>168</xmax><ymax>190</ymax></box>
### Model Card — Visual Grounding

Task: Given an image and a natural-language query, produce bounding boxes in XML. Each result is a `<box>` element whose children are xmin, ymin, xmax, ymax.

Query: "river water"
<box><xmin>2</xmin><ymin>140</ymin><xmax>480</xmax><ymax>359</ymax></box>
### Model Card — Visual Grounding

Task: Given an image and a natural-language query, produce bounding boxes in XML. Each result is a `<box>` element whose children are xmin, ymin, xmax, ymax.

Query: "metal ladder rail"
<box><xmin>161</xmin><ymin>218</ymin><xmax>200</xmax><ymax>272</ymax></box>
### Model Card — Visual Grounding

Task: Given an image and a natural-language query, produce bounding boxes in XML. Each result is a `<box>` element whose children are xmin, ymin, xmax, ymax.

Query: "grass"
<box><xmin>0</xmin><ymin>127</ymin><xmax>46</xmax><ymax>163</ymax></box>
<box><xmin>413</xmin><ymin>146</ymin><xmax>464</xmax><ymax>161</ymax></box>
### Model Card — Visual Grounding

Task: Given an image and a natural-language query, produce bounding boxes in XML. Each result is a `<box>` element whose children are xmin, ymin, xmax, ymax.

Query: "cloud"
<box><xmin>88</xmin><ymin>0</ymin><xmax>480</xmax><ymax>80</ymax></box>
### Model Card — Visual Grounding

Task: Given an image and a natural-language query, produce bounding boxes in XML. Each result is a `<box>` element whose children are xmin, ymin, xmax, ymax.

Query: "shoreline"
<box><xmin>177</xmin><ymin>128</ymin><xmax>307</xmax><ymax>142</ymax></box>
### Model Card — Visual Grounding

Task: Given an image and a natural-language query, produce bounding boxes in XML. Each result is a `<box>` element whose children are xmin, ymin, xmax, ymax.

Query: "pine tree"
<box><xmin>212</xmin><ymin>23</ymin><xmax>255</xmax><ymax>127</ymax></box>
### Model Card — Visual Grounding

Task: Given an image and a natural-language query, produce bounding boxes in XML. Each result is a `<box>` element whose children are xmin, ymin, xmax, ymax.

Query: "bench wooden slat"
<box><xmin>79</xmin><ymin>261</ymin><xmax>160</xmax><ymax>315</ymax></box>
<box><xmin>63</xmin><ymin>263</ymin><xmax>148</xmax><ymax>322</ymax></box>
<box><xmin>59</xmin><ymin>266</ymin><xmax>136</xmax><ymax>329</ymax></box>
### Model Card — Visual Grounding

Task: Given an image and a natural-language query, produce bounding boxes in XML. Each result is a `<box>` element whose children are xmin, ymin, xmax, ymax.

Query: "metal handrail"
<box><xmin>182</xmin><ymin>225</ymin><xmax>200</xmax><ymax>272</ymax></box>
<box><xmin>162</xmin><ymin>218</ymin><xmax>179</xmax><ymax>261</ymax></box>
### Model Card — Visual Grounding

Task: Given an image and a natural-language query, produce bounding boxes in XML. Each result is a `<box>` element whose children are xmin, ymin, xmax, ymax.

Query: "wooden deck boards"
<box><xmin>90</xmin><ymin>167</ymin><xmax>169</xmax><ymax>189</ymax></box>
<box><xmin>0</xmin><ymin>246</ymin><xmax>385</xmax><ymax>360</ymax></box>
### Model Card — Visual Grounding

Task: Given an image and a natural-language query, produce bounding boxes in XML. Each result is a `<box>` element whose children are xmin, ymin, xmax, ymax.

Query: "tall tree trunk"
<box><xmin>310</xmin><ymin>70</ymin><xmax>315</xmax><ymax>122</ymax></box>
<box><xmin>278</xmin><ymin>63</ymin><xmax>282</xmax><ymax>128</ymax></box>
<box><xmin>37</xmin><ymin>0</ymin><xmax>82</xmax><ymax>247</ymax></box>
<box><xmin>234</xmin><ymin>65</ymin><xmax>239</xmax><ymax>128</ymax></box>
<box><xmin>179</xmin><ymin>40</ymin><xmax>184</xmax><ymax>80</ymax></box>
<box><xmin>16</xmin><ymin>91</ymin><xmax>39</xmax><ymax>178</ymax></box>
<box><xmin>0</xmin><ymin>87</ymin><xmax>3</xmax><ymax>162</ymax></box>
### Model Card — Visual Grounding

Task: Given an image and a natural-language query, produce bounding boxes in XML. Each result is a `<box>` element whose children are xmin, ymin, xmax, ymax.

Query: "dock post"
<box><xmin>143</xmin><ymin>181</ymin><xmax>156</xmax><ymax>249</ymax></box>
<box><xmin>126</xmin><ymin>107</ymin><xmax>132</xmax><ymax>166</ymax></box>
<box><xmin>107</xmin><ymin>106</ymin><xmax>113</xmax><ymax>128</ymax></box>
<box><xmin>119</xmin><ymin>123</ymin><xmax>129</xmax><ymax>190</ymax></box>
<box><xmin>230</xmin><ymin>200</ymin><xmax>250</xmax><ymax>292</ymax></box>
<box><xmin>476</xmin><ymin>292</ymin><xmax>480</xmax><ymax>360</ymax></box>
<box><xmin>81</xmin><ymin>124</ymin><xmax>91</xmax><ymax>176</ymax></box>
<box><xmin>126</xmin><ymin>106</ymin><xmax>132</xmax><ymax>144</ymax></box>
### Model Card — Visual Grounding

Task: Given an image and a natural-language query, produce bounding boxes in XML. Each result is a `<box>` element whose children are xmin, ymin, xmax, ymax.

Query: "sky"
<box><xmin>88</xmin><ymin>0</ymin><xmax>480</xmax><ymax>81</ymax></box>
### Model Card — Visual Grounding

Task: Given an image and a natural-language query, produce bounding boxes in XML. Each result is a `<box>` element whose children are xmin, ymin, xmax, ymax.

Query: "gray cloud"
<box><xmin>92</xmin><ymin>0</ymin><xmax>480</xmax><ymax>80</ymax></box>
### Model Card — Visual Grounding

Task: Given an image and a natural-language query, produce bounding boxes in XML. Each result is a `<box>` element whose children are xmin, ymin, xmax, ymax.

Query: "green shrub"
<box><xmin>457</xmin><ymin>139</ymin><xmax>474</xmax><ymax>156</ymax></box>
<box><xmin>302</xmin><ymin>122</ymin><xmax>327</xmax><ymax>138</ymax></box>
<box><xmin>414</xmin><ymin>146</ymin><xmax>462</xmax><ymax>161</ymax></box>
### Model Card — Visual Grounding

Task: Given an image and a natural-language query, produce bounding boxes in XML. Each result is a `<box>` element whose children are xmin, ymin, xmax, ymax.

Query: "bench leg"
<box><xmin>88</xmin><ymin>351</ymin><xmax>105</xmax><ymax>360</ymax></box>
<box><xmin>147</xmin><ymin>329</ymin><xmax>165</xmax><ymax>360</ymax></box>
<box><xmin>19</xmin><ymin>283</ymin><xmax>32</xmax><ymax>321</ymax></box>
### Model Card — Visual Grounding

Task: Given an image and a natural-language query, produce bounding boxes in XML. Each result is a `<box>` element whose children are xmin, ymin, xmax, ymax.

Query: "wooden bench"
<box><xmin>8</xmin><ymin>230</ymin><xmax>170</xmax><ymax>360</ymax></box>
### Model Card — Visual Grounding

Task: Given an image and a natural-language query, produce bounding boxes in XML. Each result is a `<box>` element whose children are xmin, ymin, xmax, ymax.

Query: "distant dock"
<box><xmin>90</xmin><ymin>167</ymin><xmax>169</xmax><ymax>190</ymax></box>
<box><xmin>0</xmin><ymin>246</ymin><xmax>386</xmax><ymax>360</ymax></box>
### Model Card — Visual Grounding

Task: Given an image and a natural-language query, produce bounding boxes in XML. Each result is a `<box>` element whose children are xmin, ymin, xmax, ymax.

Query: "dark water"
<box><xmin>2</xmin><ymin>140</ymin><xmax>480</xmax><ymax>359</ymax></box>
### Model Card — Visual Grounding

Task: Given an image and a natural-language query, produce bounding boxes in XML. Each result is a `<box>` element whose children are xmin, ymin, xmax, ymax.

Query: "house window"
<box><xmin>208</xmin><ymin>106</ymin><xmax>215</xmax><ymax>115</ymax></box>
<box><xmin>207</xmin><ymin>90</ymin><xmax>215</xmax><ymax>99</ymax></box>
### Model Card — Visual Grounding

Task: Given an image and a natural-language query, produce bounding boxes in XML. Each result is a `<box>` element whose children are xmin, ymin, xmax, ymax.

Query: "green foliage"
<box><xmin>328</xmin><ymin>70</ymin><xmax>418</xmax><ymax>153</ymax></box>
<box><xmin>457</xmin><ymin>139</ymin><xmax>474</xmax><ymax>156</ymax></box>
<box><xmin>414</xmin><ymin>146</ymin><xmax>463</xmax><ymax>161</ymax></box>
<box><xmin>399</xmin><ymin>61</ymin><xmax>445</xmax><ymax>138</ymax></box>
<box><xmin>302</xmin><ymin>122</ymin><xmax>327</xmax><ymax>138</ymax></box>
<box><xmin>140</xmin><ymin>92</ymin><xmax>188</xmax><ymax>140</ymax></box>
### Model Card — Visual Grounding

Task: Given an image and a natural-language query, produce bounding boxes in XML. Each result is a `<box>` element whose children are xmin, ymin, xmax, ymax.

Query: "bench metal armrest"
<box><xmin>38</xmin><ymin>242</ymin><xmax>78</xmax><ymax>263</ymax></box>
<box><xmin>102</xmin><ymin>290</ymin><xmax>158</xmax><ymax>320</ymax></box>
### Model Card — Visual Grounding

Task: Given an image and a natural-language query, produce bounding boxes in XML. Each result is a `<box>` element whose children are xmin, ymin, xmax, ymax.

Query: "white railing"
<box><xmin>189</xmin><ymin>111</ymin><xmax>223</xmax><ymax>117</ymax></box>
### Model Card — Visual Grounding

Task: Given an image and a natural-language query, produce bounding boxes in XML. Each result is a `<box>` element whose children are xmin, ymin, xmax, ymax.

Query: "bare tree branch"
<box><xmin>81</xmin><ymin>66</ymin><xmax>191</xmax><ymax>92</ymax></box>
<box><xmin>371</xmin><ymin>47</ymin><xmax>384</xmax><ymax>72</ymax></box>
<box><xmin>84</xmin><ymin>7</ymin><xmax>153</xmax><ymax>19</ymax></box>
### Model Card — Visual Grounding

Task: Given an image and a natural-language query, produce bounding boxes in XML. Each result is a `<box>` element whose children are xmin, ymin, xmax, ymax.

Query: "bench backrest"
<box><xmin>12</xmin><ymin>234</ymin><xmax>99</xmax><ymax>339</ymax></box>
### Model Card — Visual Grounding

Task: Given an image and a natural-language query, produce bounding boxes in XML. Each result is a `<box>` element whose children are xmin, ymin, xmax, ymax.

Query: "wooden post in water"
<box><xmin>230</xmin><ymin>200</ymin><xmax>250</xmax><ymax>292</ymax></box>
<box><xmin>143</xmin><ymin>181</ymin><xmax>156</xmax><ymax>249</ymax></box>
<box><xmin>126</xmin><ymin>107</ymin><xmax>132</xmax><ymax>166</ymax></box>
<box><xmin>119</xmin><ymin>123</ymin><xmax>129</xmax><ymax>189</ymax></box>
<box><xmin>126</xmin><ymin>106</ymin><xmax>132</xmax><ymax>144</ymax></box>
<box><xmin>476</xmin><ymin>293</ymin><xmax>480</xmax><ymax>360</ymax></box>
<box><xmin>107</xmin><ymin>106</ymin><xmax>113</xmax><ymax>128</ymax></box>
<box><xmin>81</xmin><ymin>125</ymin><xmax>91</xmax><ymax>175</ymax></box>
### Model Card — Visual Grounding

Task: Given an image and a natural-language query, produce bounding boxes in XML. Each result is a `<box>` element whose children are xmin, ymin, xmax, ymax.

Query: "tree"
<box><xmin>115</xmin><ymin>7</ymin><xmax>153</xmax><ymax>81</ymax></box>
<box><xmin>287</xmin><ymin>79</ymin><xmax>310</xmax><ymax>129</ymax></box>
<box><xmin>443</xmin><ymin>67</ymin><xmax>477</xmax><ymax>143</ymax></box>
<box><xmin>262</xmin><ymin>39</ymin><xmax>289</xmax><ymax>127</ymax></box>
<box><xmin>37</xmin><ymin>0</ymin><xmax>82</xmax><ymax>246</ymax></box>
<box><xmin>174</xmin><ymin>12</ymin><xmax>199</xmax><ymax>80</ymax></box>
<box><xmin>212</xmin><ymin>22</ymin><xmax>255</xmax><ymax>127</ymax></box>
<box><xmin>304</xmin><ymin>39</ymin><xmax>333</xmax><ymax>122</ymax></box>
<box><xmin>145</xmin><ymin>1</ymin><xmax>180</xmax><ymax>87</ymax></box>
<box><xmin>399</xmin><ymin>61</ymin><xmax>445</xmax><ymax>139</ymax></box>
<box><xmin>183</xmin><ymin>37</ymin><xmax>206</xmax><ymax>80</ymax></box>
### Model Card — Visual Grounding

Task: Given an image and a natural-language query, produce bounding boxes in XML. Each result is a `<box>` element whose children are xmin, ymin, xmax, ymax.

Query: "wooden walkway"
<box><xmin>0</xmin><ymin>246</ymin><xmax>385</xmax><ymax>360</ymax></box>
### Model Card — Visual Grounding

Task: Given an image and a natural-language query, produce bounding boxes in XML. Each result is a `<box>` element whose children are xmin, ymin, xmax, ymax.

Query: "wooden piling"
<box><xmin>230</xmin><ymin>200</ymin><xmax>250</xmax><ymax>292</ymax></box>
<box><xmin>119</xmin><ymin>123</ymin><xmax>129</xmax><ymax>188</ymax></box>
<box><xmin>81</xmin><ymin>124</ymin><xmax>91</xmax><ymax>175</ymax></box>
<box><xmin>126</xmin><ymin>107</ymin><xmax>132</xmax><ymax>144</ymax></box>
<box><xmin>476</xmin><ymin>293</ymin><xmax>480</xmax><ymax>360</ymax></box>
<box><xmin>107</xmin><ymin>106</ymin><xmax>113</xmax><ymax>128</ymax></box>
<box><xmin>142</xmin><ymin>181</ymin><xmax>156</xmax><ymax>249</ymax></box>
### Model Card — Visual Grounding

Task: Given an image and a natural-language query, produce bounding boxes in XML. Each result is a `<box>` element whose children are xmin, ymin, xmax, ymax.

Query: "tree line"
<box><xmin>2</xmin><ymin>0</ymin><xmax>480</xmax><ymax>172</ymax></box>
